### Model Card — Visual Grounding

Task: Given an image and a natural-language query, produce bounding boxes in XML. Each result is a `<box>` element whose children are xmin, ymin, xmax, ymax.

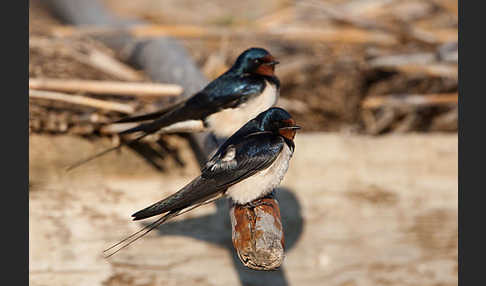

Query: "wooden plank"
<box><xmin>29</xmin><ymin>78</ymin><xmax>183</xmax><ymax>97</ymax></box>
<box><xmin>362</xmin><ymin>93</ymin><xmax>458</xmax><ymax>109</ymax></box>
<box><xmin>29</xmin><ymin>133</ymin><xmax>458</xmax><ymax>286</ymax></box>
<box><xmin>29</xmin><ymin>89</ymin><xmax>135</xmax><ymax>114</ymax></box>
<box><xmin>49</xmin><ymin>24</ymin><xmax>399</xmax><ymax>45</ymax></box>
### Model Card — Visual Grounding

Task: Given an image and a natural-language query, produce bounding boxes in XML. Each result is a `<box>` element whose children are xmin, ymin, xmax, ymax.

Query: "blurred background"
<box><xmin>29</xmin><ymin>0</ymin><xmax>458</xmax><ymax>285</ymax></box>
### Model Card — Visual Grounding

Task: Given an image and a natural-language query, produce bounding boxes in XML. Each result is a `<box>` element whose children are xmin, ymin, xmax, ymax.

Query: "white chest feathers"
<box><xmin>226</xmin><ymin>143</ymin><xmax>293</xmax><ymax>204</ymax></box>
<box><xmin>206</xmin><ymin>81</ymin><xmax>278</xmax><ymax>138</ymax></box>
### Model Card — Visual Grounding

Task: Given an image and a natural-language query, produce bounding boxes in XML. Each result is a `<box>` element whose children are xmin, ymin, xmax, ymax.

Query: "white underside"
<box><xmin>104</xmin><ymin>81</ymin><xmax>277</xmax><ymax>137</ymax></box>
<box><xmin>205</xmin><ymin>81</ymin><xmax>278</xmax><ymax>138</ymax></box>
<box><xmin>101</xmin><ymin>120</ymin><xmax>205</xmax><ymax>135</ymax></box>
<box><xmin>226</xmin><ymin>143</ymin><xmax>292</xmax><ymax>204</ymax></box>
<box><xmin>158</xmin><ymin>120</ymin><xmax>205</xmax><ymax>133</ymax></box>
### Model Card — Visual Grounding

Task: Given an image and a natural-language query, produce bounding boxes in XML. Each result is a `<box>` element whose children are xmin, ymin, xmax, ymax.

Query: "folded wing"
<box><xmin>131</xmin><ymin>133</ymin><xmax>284</xmax><ymax>221</ymax></box>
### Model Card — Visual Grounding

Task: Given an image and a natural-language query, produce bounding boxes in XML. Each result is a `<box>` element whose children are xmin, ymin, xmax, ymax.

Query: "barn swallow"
<box><xmin>103</xmin><ymin>107</ymin><xmax>300</xmax><ymax>257</ymax></box>
<box><xmin>67</xmin><ymin>47</ymin><xmax>280</xmax><ymax>171</ymax></box>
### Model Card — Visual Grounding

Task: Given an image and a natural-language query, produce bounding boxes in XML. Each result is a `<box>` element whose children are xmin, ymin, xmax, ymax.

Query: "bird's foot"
<box><xmin>241</xmin><ymin>200</ymin><xmax>273</xmax><ymax>209</ymax></box>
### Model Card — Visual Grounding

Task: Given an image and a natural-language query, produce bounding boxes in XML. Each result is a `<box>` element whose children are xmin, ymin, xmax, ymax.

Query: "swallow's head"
<box><xmin>233</xmin><ymin>47</ymin><xmax>279</xmax><ymax>76</ymax></box>
<box><xmin>258</xmin><ymin>107</ymin><xmax>301</xmax><ymax>141</ymax></box>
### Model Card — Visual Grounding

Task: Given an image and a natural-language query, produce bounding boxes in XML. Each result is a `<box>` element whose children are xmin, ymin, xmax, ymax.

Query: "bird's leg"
<box><xmin>241</xmin><ymin>199</ymin><xmax>274</xmax><ymax>209</ymax></box>
<box><xmin>238</xmin><ymin>190</ymin><xmax>278</xmax><ymax>209</ymax></box>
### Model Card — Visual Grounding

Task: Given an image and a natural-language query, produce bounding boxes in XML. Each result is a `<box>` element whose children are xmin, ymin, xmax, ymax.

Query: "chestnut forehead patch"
<box><xmin>261</xmin><ymin>54</ymin><xmax>275</xmax><ymax>62</ymax></box>
<box><xmin>281</xmin><ymin>118</ymin><xmax>296</xmax><ymax>126</ymax></box>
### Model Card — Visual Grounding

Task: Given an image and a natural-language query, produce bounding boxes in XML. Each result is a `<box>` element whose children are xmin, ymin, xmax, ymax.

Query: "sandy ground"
<box><xmin>29</xmin><ymin>133</ymin><xmax>457</xmax><ymax>286</ymax></box>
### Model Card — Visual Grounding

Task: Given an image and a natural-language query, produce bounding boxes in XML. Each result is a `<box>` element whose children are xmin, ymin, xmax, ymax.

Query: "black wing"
<box><xmin>131</xmin><ymin>132</ymin><xmax>284</xmax><ymax>221</ymax></box>
<box><xmin>119</xmin><ymin>75</ymin><xmax>266</xmax><ymax>135</ymax></box>
<box><xmin>201</xmin><ymin>132</ymin><xmax>284</xmax><ymax>187</ymax></box>
<box><xmin>66</xmin><ymin>76</ymin><xmax>265</xmax><ymax>171</ymax></box>
<box><xmin>103</xmin><ymin>132</ymin><xmax>283</xmax><ymax>257</ymax></box>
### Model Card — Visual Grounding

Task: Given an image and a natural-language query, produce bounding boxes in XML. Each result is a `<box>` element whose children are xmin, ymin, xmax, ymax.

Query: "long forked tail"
<box><xmin>66</xmin><ymin>102</ymin><xmax>193</xmax><ymax>171</ymax></box>
<box><xmin>130</xmin><ymin>176</ymin><xmax>220</xmax><ymax>221</ymax></box>
<box><xmin>65</xmin><ymin>133</ymin><xmax>150</xmax><ymax>172</ymax></box>
<box><xmin>103</xmin><ymin>194</ymin><xmax>222</xmax><ymax>258</ymax></box>
<box><xmin>66</xmin><ymin>118</ymin><xmax>176</xmax><ymax>172</ymax></box>
<box><xmin>103</xmin><ymin>210</ymin><xmax>179</xmax><ymax>258</ymax></box>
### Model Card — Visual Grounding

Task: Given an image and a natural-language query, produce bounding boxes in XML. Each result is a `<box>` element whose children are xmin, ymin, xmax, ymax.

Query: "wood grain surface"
<box><xmin>29</xmin><ymin>133</ymin><xmax>458</xmax><ymax>286</ymax></box>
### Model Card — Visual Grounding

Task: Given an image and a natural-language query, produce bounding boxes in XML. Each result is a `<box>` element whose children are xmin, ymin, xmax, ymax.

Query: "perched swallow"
<box><xmin>103</xmin><ymin>107</ymin><xmax>300</xmax><ymax>257</ymax></box>
<box><xmin>68</xmin><ymin>47</ymin><xmax>280</xmax><ymax>171</ymax></box>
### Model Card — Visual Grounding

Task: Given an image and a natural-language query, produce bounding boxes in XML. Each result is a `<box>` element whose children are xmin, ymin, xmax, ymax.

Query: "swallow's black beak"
<box><xmin>278</xmin><ymin>124</ymin><xmax>301</xmax><ymax>141</ymax></box>
<box><xmin>279</xmin><ymin>125</ymin><xmax>301</xmax><ymax>131</ymax></box>
<box><xmin>264</xmin><ymin>60</ymin><xmax>280</xmax><ymax>66</ymax></box>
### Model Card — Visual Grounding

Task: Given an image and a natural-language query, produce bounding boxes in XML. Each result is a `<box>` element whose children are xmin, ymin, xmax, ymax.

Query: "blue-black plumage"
<box><xmin>132</xmin><ymin>107</ymin><xmax>300</xmax><ymax>220</ymax></box>
<box><xmin>117</xmin><ymin>47</ymin><xmax>281</xmax><ymax>136</ymax></box>
<box><xmin>103</xmin><ymin>107</ymin><xmax>300</xmax><ymax>257</ymax></box>
<box><xmin>68</xmin><ymin>47</ymin><xmax>281</xmax><ymax>171</ymax></box>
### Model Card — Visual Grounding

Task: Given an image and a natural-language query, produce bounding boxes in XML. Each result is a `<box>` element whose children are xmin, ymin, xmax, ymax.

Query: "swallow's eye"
<box><xmin>254</xmin><ymin>59</ymin><xmax>260</xmax><ymax>64</ymax></box>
